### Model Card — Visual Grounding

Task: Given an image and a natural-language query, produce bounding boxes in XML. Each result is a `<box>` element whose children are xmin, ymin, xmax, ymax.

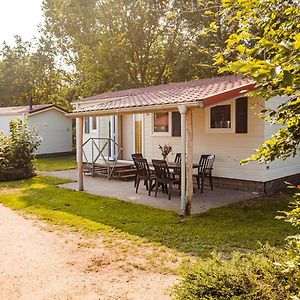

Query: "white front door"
<box><xmin>122</xmin><ymin>114</ymin><xmax>134</xmax><ymax>160</ymax></box>
<box><xmin>120</xmin><ymin>114</ymin><xmax>144</xmax><ymax>161</ymax></box>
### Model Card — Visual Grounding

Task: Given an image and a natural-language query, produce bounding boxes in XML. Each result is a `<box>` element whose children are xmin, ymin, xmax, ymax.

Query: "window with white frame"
<box><xmin>210</xmin><ymin>105</ymin><xmax>231</xmax><ymax>129</ymax></box>
<box><xmin>153</xmin><ymin>112</ymin><xmax>170</xmax><ymax>134</ymax></box>
<box><xmin>152</xmin><ymin>112</ymin><xmax>181</xmax><ymax>136</ymax></box>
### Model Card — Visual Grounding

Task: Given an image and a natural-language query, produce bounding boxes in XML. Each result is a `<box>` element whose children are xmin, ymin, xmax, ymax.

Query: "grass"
<box><xmin>0</xmin><ymin>175</ymin><xmax>296</xmax><ymax>257</ymax></box>
<box><xmin>35</xmin><ymin>155</ymin><xmax>77</xmax><ymax>171</ymax></box>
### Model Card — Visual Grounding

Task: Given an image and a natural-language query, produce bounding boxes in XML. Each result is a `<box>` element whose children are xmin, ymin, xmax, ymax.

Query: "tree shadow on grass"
<box><xmin>0</xmin><ymin>176</ymin><xmax>295</xmax><ymax>257</ymax></box>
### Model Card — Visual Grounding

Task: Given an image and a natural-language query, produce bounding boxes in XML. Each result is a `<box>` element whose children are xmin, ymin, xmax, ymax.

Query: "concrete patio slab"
<box><xmin>42</xmin><ymin>169</ymin><xmax>259</xmax><ymax>214</ymax></box>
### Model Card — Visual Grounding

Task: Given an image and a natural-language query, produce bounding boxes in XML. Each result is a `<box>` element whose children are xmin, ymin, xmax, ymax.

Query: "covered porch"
<box><xmin>43</xmin><ymin>169</ymin><xmax>256</xmax><ymax>214</ymax></box>
<box><xmin>68</xmin><ymin>75</ymin><xmax>256</xmax><ymax>216</ymax></box>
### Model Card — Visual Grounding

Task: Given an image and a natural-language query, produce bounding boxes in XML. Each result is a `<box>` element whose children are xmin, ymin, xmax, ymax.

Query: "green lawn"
<box><xmin>36</xmin><ymin>155</ymin><xmax>77</xmax><ymax>171</ymax></box>
<box><xmin>0</xmin><ymin>175</ymin><xmax>295</xmax><ymax>257</ymax></box>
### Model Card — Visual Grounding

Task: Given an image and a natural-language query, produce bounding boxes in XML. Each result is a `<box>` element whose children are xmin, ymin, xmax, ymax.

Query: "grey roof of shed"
<box><xmin>0</xmin><ymin>104</ymin><xmax>68</xmax><ymax>116</ymax></box>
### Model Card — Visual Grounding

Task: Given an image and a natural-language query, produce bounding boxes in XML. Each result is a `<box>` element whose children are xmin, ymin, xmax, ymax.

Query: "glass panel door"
<box><xmin>98</xmin><ymin>116</ymin><xmax>118</xmax><ymax>160</ymax></box>
<box><xmin>110</xmin><ymin>115</ymin><xmax>118</xmax><ymax>160</ymax></box>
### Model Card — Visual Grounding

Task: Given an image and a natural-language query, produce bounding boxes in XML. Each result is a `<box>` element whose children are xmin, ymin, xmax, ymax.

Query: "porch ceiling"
<box><xmin>67</xmin><ymin>75</ymin><xmax>255</xmax><ymax>118</ymax></box>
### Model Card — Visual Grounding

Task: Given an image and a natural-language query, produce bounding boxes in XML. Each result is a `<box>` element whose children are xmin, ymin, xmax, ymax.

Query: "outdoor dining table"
<box><xmin>146</xmin><ymin>161</ymin><xmax>199</xmax><ymax>193</ymax></box>
<box><xmin>148</xmin><ymin>161</ymin><xmax>199</xmax><ymax>169</ymax></box>
<box><xmin>164</xmin><ymin>162</ymin><xmax>199</xmax><ymax>169</ymax></box>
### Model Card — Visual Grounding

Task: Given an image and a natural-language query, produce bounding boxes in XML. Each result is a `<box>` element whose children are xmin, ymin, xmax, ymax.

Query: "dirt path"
<box><xmin>0</xmin><ymin>204</ymin><xmax>177</xmax><ymax>300</ymax></box>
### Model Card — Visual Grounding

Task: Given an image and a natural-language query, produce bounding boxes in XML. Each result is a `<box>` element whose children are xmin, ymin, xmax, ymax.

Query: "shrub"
<box><xmin>173</xmin><ymin>246</ymin><xmax>298</xmax><ymax>300</ymax></box>
<box><xmin>277</xmin><ymin>186</ymin><xmax>300</xmax><ymax>299</ymax></box>
<box><xmin>0</xmin><ymin>119</ymin><xmax>41</xmax><ymax>181</ymax></box>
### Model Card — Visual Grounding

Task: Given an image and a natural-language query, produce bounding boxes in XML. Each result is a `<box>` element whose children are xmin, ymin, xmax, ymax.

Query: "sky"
<box><xmin>0</xmin><ymin>0</ymin><xmax>43</xmax><ymax>45</ymax></box>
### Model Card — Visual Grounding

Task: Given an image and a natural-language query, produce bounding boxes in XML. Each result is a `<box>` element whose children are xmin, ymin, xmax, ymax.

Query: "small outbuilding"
<box><xmin>0</xmin><ymin>104</ymin><xmax>72</xmax><ymax>156</ymax></box>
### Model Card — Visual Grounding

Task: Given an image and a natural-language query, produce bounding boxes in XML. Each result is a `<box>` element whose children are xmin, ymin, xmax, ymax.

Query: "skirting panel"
<box><xmin>209</xmin><ymin>173</ymin><xmax>300</xmax><ymax>194</ymax></box>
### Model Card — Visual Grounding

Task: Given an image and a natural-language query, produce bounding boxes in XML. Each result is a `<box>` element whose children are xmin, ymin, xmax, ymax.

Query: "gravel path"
<box><xmin>0</xmin><ymin>204</ymin><xmax>176</xmax><ymax>300</ymax></box>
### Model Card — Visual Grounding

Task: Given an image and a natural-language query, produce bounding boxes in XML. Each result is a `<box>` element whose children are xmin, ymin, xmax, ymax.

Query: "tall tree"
<box><xmin>218</xmin><ymin>0</ymin><xmax>300</xmax><ymax>162</ymax></box>
<box><xmin>0</xmin><ymin>36</ymin><xmax>68</xmax><ymax>108</ymax></box>
<box><xmin>41</xmin><ymin>0</ymin><xmax>226</xmax><ymax>98</ymax></box>
<box><xmin>218</xmin><ymin>1</ymin><xmax>300</xmax><ymax>295</ymax></box>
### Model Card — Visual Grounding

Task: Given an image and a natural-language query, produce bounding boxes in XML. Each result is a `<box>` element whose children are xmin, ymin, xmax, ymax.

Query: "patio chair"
<box><xmin>132</xmin><ymin>153</ymin><xmax>143</xmax><ymax>160</ymax></box>
<box><xmin>174</xmin><ymin>153</ymin><xmax>181</xmax><ymax>163</ymax></box>
<box><xmin>132</xmin><ymin>153</ymin><xmax>144</xmax><ymax>187</ymax></box>
<box><xmin>172</xmin><ymin>153</ymin><xmax>181</xmax><ymax>188</ymax></box>
<box><xmin>152</xmin><ymin>159</ymin><xmax>179</xmax><ymax>200</ymax></box>
<box><xmin>193</xmin><ymin>154</ymin><xmax>215</xmax><ymax>193</ymax></box>
<box><xmin>134</xmin><ymin>158</ymin><xmax>156</xmax><ymax>196</ymax></box>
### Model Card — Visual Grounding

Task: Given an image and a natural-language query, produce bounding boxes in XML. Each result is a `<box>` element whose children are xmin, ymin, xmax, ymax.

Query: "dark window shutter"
<box><xmin>172</xmin><ymin>112</ymin><xmax>181</xmax><ymax>137</ymax></box>
<box><xmin>235</xmin><ymin>97</ymin><xmax>248</xmax><ymax>133</ymax></box>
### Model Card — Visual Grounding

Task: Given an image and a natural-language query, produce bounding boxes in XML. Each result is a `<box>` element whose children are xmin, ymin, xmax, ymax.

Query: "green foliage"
<box><xmin>277</xmin><ymin>186</ymin><xmax>300</xmax><ymax>299</ymax></box>
<box><xmin>0</xmin><ymin>119</ymin><xmax>41</xmax><ymax>181</ymax></box>
<box><xmin>0</xmin><ymin>1</ymin><xmax>228</xmax><ymax>105</ymax></box>
<box><xmin>0</xmin><ymin>36</ymin><xmax>69</xmax><ymax>108</ymax></box>
<box><xmin>41</xmin><ymin>0</ymin><xmax>225</xmax><ymax>98</ymax></box>
<box><xmin>202</xmin><ymin>2</ymin><xmax>300</xmax><ymax>299</ymax></box>
<box><xmin>218</xmin><ymin>0</ymin><xmax>300</xmax><ymax>162</ymax></box>
<box><xmin>173</xmin><ymin>246</ymin><xmax>298</xmax><ymax>300</ymax></box>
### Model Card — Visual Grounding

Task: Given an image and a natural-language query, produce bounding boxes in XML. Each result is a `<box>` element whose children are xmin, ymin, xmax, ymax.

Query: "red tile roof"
<box><xmin>72</xmin><ymin>75</ymin><xmax>255</xmax><ymax>115</ymax></box>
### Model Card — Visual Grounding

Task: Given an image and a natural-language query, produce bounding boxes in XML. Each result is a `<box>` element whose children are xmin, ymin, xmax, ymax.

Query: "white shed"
<box><xmin>0</xmin><ymin>104</ymin><xmax>73</xmax><ymax>155</ymax></box>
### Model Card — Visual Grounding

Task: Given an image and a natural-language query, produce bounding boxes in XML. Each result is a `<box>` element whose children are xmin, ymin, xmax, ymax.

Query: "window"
<box><xmin>152</xmin><ymin>112</ymin><xmax>181</xmax><ymax>136</ymax></box>
<box><xmin>92</xmin><ymin>116</ymin><xmax>97</xmax><ymax>131</ymax></box>
<box><xmin>210</xmin><ymin>105</ymin><xmax>231</xmax><ymax>129</ymax></box>
<box><xmin>153</xmin><ymin>112</ymin><xmax>169</xmax><ymax>133</ymax></box>
<box><xmin>84</xmin><ymin>117</ymin><xmax>90</xmax><ymax>134</ymax></box>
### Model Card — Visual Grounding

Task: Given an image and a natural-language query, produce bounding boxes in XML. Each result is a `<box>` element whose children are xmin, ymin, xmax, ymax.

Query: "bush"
<box><xmin>277</xmin><ymin>186</ymin><xmax>300</xmax><ymax>299</ymax></box>
<box><xmin>173</xmin><ymin>246</ymin><xmax>298</xmax><ymax>300</ymax></box>
<box><xmin>0</xmin><ymin>119</ymin><xmax>41</xmax><ymax>181</ymax></box>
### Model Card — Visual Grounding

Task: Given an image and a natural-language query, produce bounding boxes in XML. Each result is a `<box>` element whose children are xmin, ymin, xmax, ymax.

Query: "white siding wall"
<box><xmin>264</xmin><ymin>96</ymin><xmax>300</xmax><ymax>181</ymax></box>
<box><xmin>144</xmin><ymin>97</ymin><xmax>266</xmax><ymax>181</ymax></box>
<box><xmin>0</xmin><ymin>114</ymin><xmax>25</xmax><ymax>135</ymax></box>
<box><xmin>29</xmin><ymin>110</ymin><xmax>72</xmax><ymax>155</ymax></box>
<box><xmin>76</xmin><ymin>95</ymin><xmax>299</xmax><ymax>182</ymax></box>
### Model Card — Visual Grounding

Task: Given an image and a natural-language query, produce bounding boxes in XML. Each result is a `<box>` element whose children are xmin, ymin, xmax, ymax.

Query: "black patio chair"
<box><xmin>152</xmin><ymin>159</ymin><xmax>179</xmax><ymax>200</ymax></box>
<box><xmin>132</xmin><ymin>153</ymin><xmax>143</xmax><ymax>160</ymax></box>
<box><xmin>134</xmin><ymin>158</ymin><xmax>156</xmax><ymax>196</ymax></box>
<box><xmin>172</xmin><ymin>153</ymin><xmax>181</xmax><ymax>188</ymax></box>
<box><xmin>193</xmin><ymin>154</ymin><xmax>215</xmax><ymax>193</ymax></box>
<box><xmin>132</xmin><ymin>153</ymin><xmax>144</xmax><ymax>187</ymax></box>
<box><xmin>174</xmin><ymin>153</ymin><xmax>181</xmax><ymax>163</ymax></box>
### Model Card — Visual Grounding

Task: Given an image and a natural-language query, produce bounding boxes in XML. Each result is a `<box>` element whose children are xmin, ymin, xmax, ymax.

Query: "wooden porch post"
<box><xmin>185</xmin><ymin>109</ymin><xmax>193</xmax><ymax>215</ymax></box>
<box><xmin>77</xmin><ymin>117</ymin><xmax>84</xmax><ymax>191</ymax></box>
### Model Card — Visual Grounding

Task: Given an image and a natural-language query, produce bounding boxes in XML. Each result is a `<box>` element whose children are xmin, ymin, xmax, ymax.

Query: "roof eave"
<box><xmin>29</xmin><ymin>105</ymin><xmax>70</xmax><ymax>116</ymax></box>
<box><xmin>66</xmin><ymin>102</ymin><xmax>199</xmax><ymax>119</ymax></box>
<box><xmin>66</xmin><ymin>82</ymin><xmax>257</xmax><ymax>119</ymax></box>
<box><xmin>203</xmin><ymin>83</ymin><xmax>257</xmax><ymax>107</ymax></box>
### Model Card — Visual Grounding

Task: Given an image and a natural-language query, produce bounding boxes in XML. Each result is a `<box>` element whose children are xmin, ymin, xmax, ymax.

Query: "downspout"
<box><xmin>178</xmin><ymin>105</ymin><xmax>187</xmax><ymax>216</ymax></box>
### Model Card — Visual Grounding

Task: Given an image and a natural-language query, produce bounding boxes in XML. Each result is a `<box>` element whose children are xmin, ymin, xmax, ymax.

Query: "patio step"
<box><xmin>112</xmin><ymin>167</ymin><xmax>136</xmax><ymax>181</ymax></box>
<box><xmin>83</xmin><ymin>162</ymin><xmax>136</xmax><ymax>181</ymax></box>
